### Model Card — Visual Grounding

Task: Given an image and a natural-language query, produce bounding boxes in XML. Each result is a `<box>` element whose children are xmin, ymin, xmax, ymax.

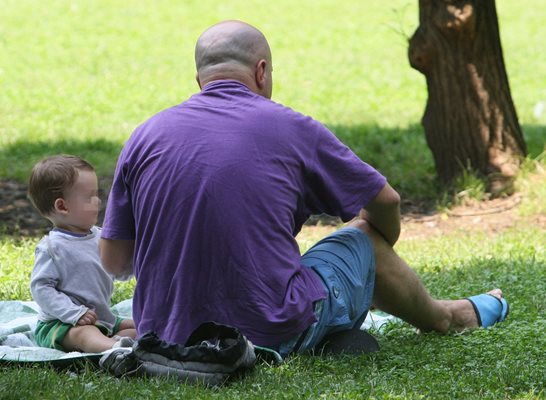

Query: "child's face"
<box><xmin>60</xmin><ymin>169</ymin><xmax>101</xmax><ymax>232</ymax></box>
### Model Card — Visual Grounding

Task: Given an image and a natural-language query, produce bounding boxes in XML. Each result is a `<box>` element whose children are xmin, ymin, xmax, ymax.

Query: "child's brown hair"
<box><xmin>28</xmin><ymin>155</ymin><xmax>95</xmax><ymax>216</ymax></box>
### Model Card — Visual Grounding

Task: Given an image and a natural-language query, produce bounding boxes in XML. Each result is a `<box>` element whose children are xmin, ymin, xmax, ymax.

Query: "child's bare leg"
<box><xmin>62</xmin><ymin>325</ymin><xmax>116</xmax><ymax>353</ymax></box>
<box><xmin>115</xmin><ymin>319</ymin><xmax>137</xmax><ymax>339</ymax></box>
<box><xmin>116</xmin><ymin>328</ymin><xmax>137</xmax><ymax>338</ymax></box>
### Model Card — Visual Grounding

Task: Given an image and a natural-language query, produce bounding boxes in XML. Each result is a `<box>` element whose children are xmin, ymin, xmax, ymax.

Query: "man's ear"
<box><xmin>255</xmin><ymin>59</ymin><xmax>267</xmax><ymax>90</ymax></box>
<box><xmin>54</xmin><ymin>198</ymin><xmax>68</xmax><ymax>214</ymax></box>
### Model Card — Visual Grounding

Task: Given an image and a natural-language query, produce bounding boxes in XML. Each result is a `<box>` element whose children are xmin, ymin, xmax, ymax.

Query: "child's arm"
<box><xmin>30</xmin><ymin>246</ymin><xmax>89</xmax><ymax>325</ymax></box>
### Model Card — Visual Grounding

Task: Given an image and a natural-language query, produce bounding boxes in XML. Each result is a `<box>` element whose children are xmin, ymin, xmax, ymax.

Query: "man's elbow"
<box><xmin>387</xmin><ymin>188</ymin><xmax>401</xmax><ymax>208</ymax></box>
<box><xmin>380</xmin><ymin>183</ymin><xmax>401</xmax><ymax>209</ymax></box>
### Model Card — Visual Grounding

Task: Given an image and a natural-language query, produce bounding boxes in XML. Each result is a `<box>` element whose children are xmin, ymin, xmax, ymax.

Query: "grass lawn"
<box><xmin>1</xmin><ymin>0</ymin><xmax>545</xmax><ymax>197</ymax></box>
<box><xmin>1</xmin><ymin>0</ymin><xmax>545</xmax><ymax>399</ymax></box>
<box><xmin>1</xmin><ymin>226</ymin><xmax>544</xmax><ymax>399</ymax></box>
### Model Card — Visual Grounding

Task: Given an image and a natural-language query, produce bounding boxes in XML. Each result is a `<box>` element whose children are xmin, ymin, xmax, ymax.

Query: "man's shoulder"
<box><xmin>134</xmin><ymin>103</ymin><xmax>182</xmax><ymax>130</ymax></box>
<box><xmin>258</xmin><ymin>98</ymin><xmax>326</xmax><ymax>132</ymax></box>
<box><xmin>127</xmin><ymin>92</ymin><xmax>330</xmax><ymax>147</ymax></box>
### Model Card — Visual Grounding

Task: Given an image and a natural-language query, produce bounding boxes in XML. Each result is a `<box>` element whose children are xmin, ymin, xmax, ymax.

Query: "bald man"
<box><xmin>100</xmin><ymin>21</ymin><xmax>508</xmax><ymax>357</ymax></box>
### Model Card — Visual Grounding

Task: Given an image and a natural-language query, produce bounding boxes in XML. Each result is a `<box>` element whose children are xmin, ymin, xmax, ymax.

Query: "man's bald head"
<box><xmin>195</xmin><ymin>21</ymin><xmax>273</xmax><ymax>98</ymax></box>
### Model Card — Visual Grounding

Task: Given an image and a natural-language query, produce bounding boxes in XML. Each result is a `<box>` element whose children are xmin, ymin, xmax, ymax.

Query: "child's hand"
<box><xmin>77</xmin><ymin>310</ymin><xmax>97</xmax><ymax>326</ymax></box>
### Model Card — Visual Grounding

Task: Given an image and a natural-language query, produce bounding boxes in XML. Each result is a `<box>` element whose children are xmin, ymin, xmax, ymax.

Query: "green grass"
<box><xmin>1</xmin><ymin>0</ymin><xmax>545</xmax><ymax>398</ymax></box>
<box><xmin>0</xmin><ymin>227</ymin><xmax>544</xmax><ymax>399</ymax></box>
<box><xmin>1</xmin><ymin>0</ymin><xmax>545</xmax><ymax>196</ymax></box>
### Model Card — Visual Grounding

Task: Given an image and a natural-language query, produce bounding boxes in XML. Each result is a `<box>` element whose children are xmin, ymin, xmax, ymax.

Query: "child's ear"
<box><xmin>53</xmin><ymin>198</ymin><xmax>68</xmax><ymax>214</ymax></box>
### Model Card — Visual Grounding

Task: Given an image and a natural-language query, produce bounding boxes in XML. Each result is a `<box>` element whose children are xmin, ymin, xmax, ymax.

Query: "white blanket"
<box><xmin>0</xmin><ymin>299</ymin><xmax>396</xmax><ymax>365</ymax></box>
<box><xmin>0</xmin><ymin>299</ymin><xmax>132</xmax><ymax>364</ymax></box>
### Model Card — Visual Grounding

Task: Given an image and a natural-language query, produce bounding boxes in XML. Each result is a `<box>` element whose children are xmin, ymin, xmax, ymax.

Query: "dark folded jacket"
<box><xmin>100</xmin><ymin>322</ymin><xmax>257</xmax><ymax>387</ymax></box>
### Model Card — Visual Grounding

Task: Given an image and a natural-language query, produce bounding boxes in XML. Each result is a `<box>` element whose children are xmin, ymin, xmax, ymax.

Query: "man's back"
<box><xmin>100</xmin><ymin>20</ymin><xmax>509</xmax><ymax>360</ymax></box>
<box><xmin>103</xmin><ymin>80</ymin><xmax>385</xmax><ymax>346</ymax></box>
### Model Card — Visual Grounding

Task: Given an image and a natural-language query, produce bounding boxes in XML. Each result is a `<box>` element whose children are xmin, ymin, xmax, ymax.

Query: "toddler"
<box><xmin>28</xmin><ymin>154</ymin><xmax>136</xmax><ymax>353</ymax></box>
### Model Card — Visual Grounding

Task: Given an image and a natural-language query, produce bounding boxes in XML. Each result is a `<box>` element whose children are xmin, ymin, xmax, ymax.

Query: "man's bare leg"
<box><xmin>348</xmin><ymin>219</ymin><xmax>503</xmax><ymax>332</ymax></box>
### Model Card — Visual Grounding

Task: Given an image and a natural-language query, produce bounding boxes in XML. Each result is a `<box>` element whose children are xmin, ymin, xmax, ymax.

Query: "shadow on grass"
<box><xmin>374</xmin><ymin>253</ymin><xmax>546</xmax><ymax>397</ymax></box>
<box><xmin>329</xmin><ymin>122</ymin><xmax>545</xmax><ymax>208</ymax></box>
<box><xmin>0</xmin><ymin>138</ymin><xmax>122</xmax><ymax>235</ymax></box>
<box><xmin>419</xmin><ymin>256</ymin><xmax>545</xmax><ymax>320</ymax></box>
<box><xmin>327</xmin><ymin>123</ymin><xmax>438</xmax><ymax>207</ymax></box>
<box><xmin>522</xmin><ymin>124</ymin><xmax>546</xmax><ymax>159</ymax></box>
<box><xmin>0</xmin><ymin>137</ymin><xmax>123</xmax><ymax>182</ymax></box>
<box><xmin>0</xmin><ymin>253</ymin><xmax>543</xmax><ymax>398</ymax></box>
<box><xmin>0</xmin><ymin>123</ymin><xmax>543</xmax><ymax>234</ymax></box>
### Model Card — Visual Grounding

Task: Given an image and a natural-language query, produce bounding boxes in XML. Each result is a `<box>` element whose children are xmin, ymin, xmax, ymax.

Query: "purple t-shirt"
<box><xmin>102</xmin><ymin>80</ymin><xmax>386</xmax><ymax>347</ymax></box>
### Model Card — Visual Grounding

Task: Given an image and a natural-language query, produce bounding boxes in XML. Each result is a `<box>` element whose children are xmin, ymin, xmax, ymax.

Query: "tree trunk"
<box><xmin>408</xmin><ymin>0</ymin><xmax>526</xmax><ymax>193</ymax></box>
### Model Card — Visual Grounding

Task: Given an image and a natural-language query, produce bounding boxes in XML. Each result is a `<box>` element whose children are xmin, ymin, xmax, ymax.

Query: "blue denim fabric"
<box><xmin>277</xmin><ymin>227</ymin><xmax>375</xmax><ymax>358</ymax></box>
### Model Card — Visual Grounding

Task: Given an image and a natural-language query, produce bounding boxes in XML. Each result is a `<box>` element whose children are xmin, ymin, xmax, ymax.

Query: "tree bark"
<box><xmin>408</xmin><ymin>0</ymin><xmax>526</xmax><ymax>193</ymax></box>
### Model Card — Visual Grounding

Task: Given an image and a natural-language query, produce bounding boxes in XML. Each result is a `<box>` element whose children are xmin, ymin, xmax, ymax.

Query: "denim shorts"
<box><xmin>277</xmin><ymin>227</ymin><xmax>376</xmax><ymax>357</ymax></box>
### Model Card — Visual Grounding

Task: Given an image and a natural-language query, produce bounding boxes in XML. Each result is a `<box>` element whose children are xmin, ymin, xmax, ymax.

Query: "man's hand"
<box><xmin>77</xmin><ymin>309</ymin><xmax>97</xmax><ymax>326</ymax></box>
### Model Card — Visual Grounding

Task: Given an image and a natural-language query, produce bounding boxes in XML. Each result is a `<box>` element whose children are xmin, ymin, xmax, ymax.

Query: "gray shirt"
<box><xmin>30</xmin><ymin>226</ymin><xmax>118</xmax><ymax>334</ymax></box>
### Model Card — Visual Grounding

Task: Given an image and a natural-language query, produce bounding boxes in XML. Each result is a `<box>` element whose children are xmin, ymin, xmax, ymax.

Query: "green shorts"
<box><xmin>35</xmin><ymin>317</ymin><xmax>124</xmax><ymax>351</ymax></box>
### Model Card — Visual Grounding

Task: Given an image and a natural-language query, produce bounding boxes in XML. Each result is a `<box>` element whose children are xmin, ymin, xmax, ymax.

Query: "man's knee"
<box><xmin>347</xmin><ymin>219</ymin><xmax>391</xmax><ymax>253</ymax></box>
<box><xmin>348</xmin><ymin>219</ymin><xmax>374</xmax><ymax>236</ymax></box>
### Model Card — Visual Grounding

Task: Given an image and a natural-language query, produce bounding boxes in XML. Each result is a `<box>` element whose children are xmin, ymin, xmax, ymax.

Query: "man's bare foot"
<box><xmin>441</xmin><ymin>288</ymin><xmax>504</xmax><ymax>332</ymax></box>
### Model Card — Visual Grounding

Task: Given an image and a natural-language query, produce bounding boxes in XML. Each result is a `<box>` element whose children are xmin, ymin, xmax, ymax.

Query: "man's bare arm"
<box><xmin>99</xmin><ymin>238</ymin><xmax>135</xmax><ymax>276</ymax></box>
<box><xmin>359</xmin><ymin>182</ymin><xmax>401</xmax><ymax>246</ymax></box>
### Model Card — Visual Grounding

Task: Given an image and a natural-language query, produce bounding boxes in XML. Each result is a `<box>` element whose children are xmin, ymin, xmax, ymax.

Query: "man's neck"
<box><xmin>199</xmin><ymin>71</ymin><xmax>260</xmax><ymax>95</ymax></box>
